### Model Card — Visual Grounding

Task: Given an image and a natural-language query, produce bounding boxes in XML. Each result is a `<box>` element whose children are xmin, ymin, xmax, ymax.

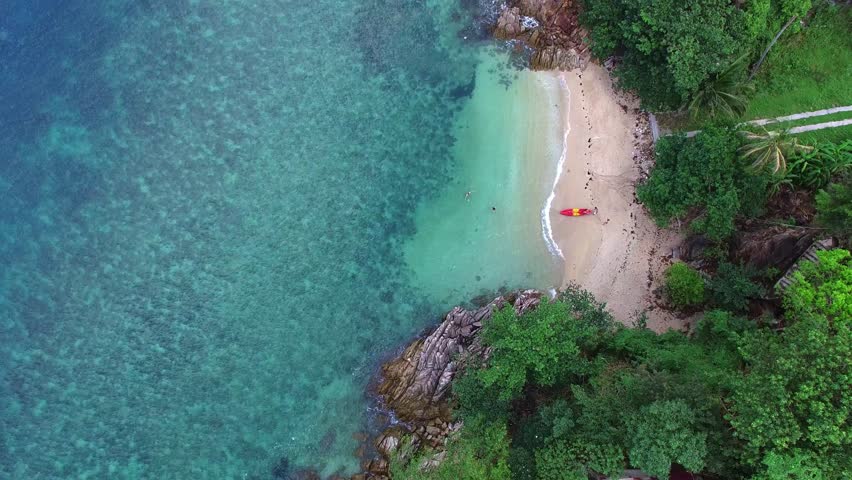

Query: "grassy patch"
<box><xmin>746</xmin><ymin>5</ymin><xmax>852</xmax><ymax>119</ymax></box>
<box><xmin>740</xmin><ymin>110</ymin><xmax>852</xmax><ymax>132</ymax></box>
<box><xmin>796</xmin><ymin>124</ymin><xmax>852</xmax><ymax>145</ymax></box>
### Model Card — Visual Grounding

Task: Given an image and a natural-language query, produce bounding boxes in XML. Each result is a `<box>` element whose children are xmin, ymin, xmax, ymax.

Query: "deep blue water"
<box><xmin>0</xmin><ymin>1</ymin><xmax>534</xmax><ymax>478</ymax></box>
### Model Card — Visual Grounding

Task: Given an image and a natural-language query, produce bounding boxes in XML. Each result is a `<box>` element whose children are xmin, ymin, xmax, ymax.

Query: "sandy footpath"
<box><xmin>549</xmin><ymin>64</ymin><xmax>683</xmax><ymax>332</ymax></box>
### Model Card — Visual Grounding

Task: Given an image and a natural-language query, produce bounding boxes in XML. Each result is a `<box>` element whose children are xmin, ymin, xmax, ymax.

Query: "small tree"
<box><xmin>628</xmin><ymin>400</ymin><xmax>708</xmax><ymax>479</ymax></box>
<box><xmin>686</xmin><ymin>54</ymin><xmax>753</xmax><ymax>121</ymax></box>
<box><xmin>665</xmin><ymin>263</ymin><xmax>706</xmax><ymax>308</ymax></box>
<box><xmin>637</xmin><ymin>127</ymin><xmax>769</xmax><ymax>240</ymax></box>
<box><xmin>708</xmin><ymin>262</ymin><xmax>765</xmax><ymax>312</ymax></box>
<box><xmin>473</xmin><ymin>287</ymin><xmax>614</xmax><ymax>401</ymax></box>
<box><xmin>815</xmin><ymin>181</ymin><xmax>852</xmax><ymax>245</ymax></box>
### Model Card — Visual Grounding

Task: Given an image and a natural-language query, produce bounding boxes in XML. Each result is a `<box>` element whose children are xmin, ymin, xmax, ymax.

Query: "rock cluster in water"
<box><xmin>494</xmin><ymin>0</ymin><xmax>590</xmax><ymax>71</ymax></box>
<box><xmin>352</xmin><ymin>290</ymin><xmax>544</xmax><ymax>479</ymax></box>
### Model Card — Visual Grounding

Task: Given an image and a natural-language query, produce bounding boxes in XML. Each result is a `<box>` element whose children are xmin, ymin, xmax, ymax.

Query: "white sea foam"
<box><xmin>541</xmin><ymin>77</ymin><xmax>570</xmax><ymax>260</ymax></box>
<box><xmin>521</xmin><ymin>16</ymin><xmax>540</xmax><ymax>30</ymax></box>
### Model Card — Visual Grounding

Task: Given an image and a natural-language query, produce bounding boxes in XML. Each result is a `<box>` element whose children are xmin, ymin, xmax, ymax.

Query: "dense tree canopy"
<box><xmin>637</xmin><ymin>127</ymin><xmax>770</xmax><ymax>240</ymax></box>
<box><xmin>580</xmin><ymin>0</ymin><xmax>814</xmax><ymax>110</ymax></box>
<box><xmin>393</xmin><ymin>247</ymin><xmax>851</xmax><ymax>479</ymax></box>
<box><xmin>728</xmin><ymin>250</ymin><xmax>852</xmax><ymax>479</ymax></box>
<box><xmin>581</xmin><ymin>0</ymin><xmax>747</xmax><ymax>109</ymax></box>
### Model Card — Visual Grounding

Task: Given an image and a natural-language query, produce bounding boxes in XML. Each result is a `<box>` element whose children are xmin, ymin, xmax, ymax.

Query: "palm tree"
<box><xmin>738</xmin><ymin>127</ymin><xmax>813</xmax><ymax>174</ymax></box>
<box><xmin>686</xmin><ymin>54</ymin><xmax>753</xmax><ymax>121</ymax></box>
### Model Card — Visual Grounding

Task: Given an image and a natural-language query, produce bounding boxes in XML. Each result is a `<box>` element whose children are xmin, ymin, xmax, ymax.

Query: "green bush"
<box><xmin>390</xmin><ymin>419</ymin><xmax>511</xmax><ymax>480</ymax></box>
<box><xmin>727</xmin><ymin>249</ymin><xmax>852</xmax><ymax>478</ymax></box>
<box><xmin>786</xmin><ymin>140</ymin><xmax>852</xmax><ymax>190</ymax></box>
<box><xmin>815</xmin><ymin>180</ymin><xmax>852</xmax><ymax>245</ymax></box>
<box><xmin>783</xmin><ymin>248</ymin><xmax>852</xmax><ymax>322</ymax></box>
<box><xmin>708</xmin><ymin>262</ymin><xmax>765</xmax><ymax>312</ymax></box>
<box><xmin>665</xmin><ymin>263</ymin><xmax>706</xmax><ymax>308</ymax></box>
<box><xmin>534</xmin><ymin>441</ymin><xmax>623</xmax><ymax>480</ymax></box>
<box><xmin>637</xmin><ymin>127</ymin><xmax>769</xmax><ymax>240</ymax></box>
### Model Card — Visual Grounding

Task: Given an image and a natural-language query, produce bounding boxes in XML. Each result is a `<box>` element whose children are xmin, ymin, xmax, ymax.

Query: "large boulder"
<box><xmin>733</xmin><ymin>228</ymin><xmax>815</xmax><ymax>272</ymax></box>
<box><xmin>492</xmin><ymin>0</ymin><xmax>590</xmax><ymax>71</ymax></box>
<box><xmin>494</xmin><ymin>7</ymin><xmax>525</xmax><ymax>39</ymax></box>
<box><xmin>531</xmin><ymin>45</ymin><xmax>586</xmax><ymax>70</ymax></box>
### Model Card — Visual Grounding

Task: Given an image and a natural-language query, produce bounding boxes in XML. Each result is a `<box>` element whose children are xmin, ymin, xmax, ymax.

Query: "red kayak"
<box><xmin>560</xmin><ymin>208</ymin><xmax>595</xmax><ymax>217</ymax></box>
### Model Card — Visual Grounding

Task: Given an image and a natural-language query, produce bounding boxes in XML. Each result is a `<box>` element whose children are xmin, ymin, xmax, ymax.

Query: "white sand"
<box><xmin>549</xmin><ymin>64</ymin><xmax>684</xmax><ymax>332</ymax></box>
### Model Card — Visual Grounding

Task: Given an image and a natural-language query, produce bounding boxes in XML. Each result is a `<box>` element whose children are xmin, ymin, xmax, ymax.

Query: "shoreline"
<box><xmin>546</xmin><ymin>63</ymin><xmax>684</xmax><ymax>331</ymax></box>
<box><xmin>539</xmin><ymin>77</ymin><xmax>569</xmax><ymax>260</ymax></box>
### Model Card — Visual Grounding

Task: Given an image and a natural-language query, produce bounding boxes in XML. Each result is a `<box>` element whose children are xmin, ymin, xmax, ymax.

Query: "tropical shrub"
<box><xmin>815</xmin><ymin>180</ymin><xmax>852</xmax><ymax>245</ymax></box>
<box><xmin>784</xmin><ymin>140</ymin><xmax>852</xmax><ymax>190</ymax></box>
<box><xmin>786</xmin><ymin>140</ymin><xmax>852</xmax><ymax>190</ymax></box>
<box><xmin>783</xmin><ymin>248</ymin><xmax>852</xmax><ymax>321</ymax></box>
<box><xmin>752</xmin><ymin>451</ymin><xmax>826</xmax><ymax>480</ymax></box>
<box><xmin>686</xmin><ymin>54</ymin><xmax>753</xmax><ymax>121</ymax></box>
<box><xmin>665</xmin><ymin>263</ymin><xmax>705</xmax><ymax>308</ymax></box>
<box><xmin>534</xmin><ymin>441</ymin><xmax>623</xmax><ymax>480</ymax></box>
<box><xmin>637</xmin><ymin>127</ymin><xmax>769</xmax><ymax>240</ymax></box>
<box><xmin>708</xmin><ymin>262</ymin><xmax>765</xmax><ymax>312</ymax></box>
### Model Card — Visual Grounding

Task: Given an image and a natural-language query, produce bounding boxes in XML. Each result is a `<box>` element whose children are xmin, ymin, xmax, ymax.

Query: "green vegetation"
<box><xmin>729</xmin><ymin>250</ymin><xmax>851</xmax><ymax>476</ymax></box>
<box><xmin>786</xmin><ymin>140</ymin><xmax>852</xmax><ymax>189</ymax></box>
<box><xmin>392</xmin><ymin>4</ymin><xmax>851</xmax><ymax>479</ymax></box>
<box><xmin>665</xmin><ymin>263</ymin><xmax>705</xmax><ymax>308</ymax></box>
<box><xmin>582</xmin><ymin>1</ymin><xmax>849</xmax><ymax>132</ymax></box>
<box><xmin>816</xmin><ymin>180</ymin><xmax>852</xmax><ymax>244</ymax></box>
<box><xmin>393</xmin><ymin>251</ymin><xmax>851</xmax><ymax>479</ymax></box>
<box><xmin>390</xmin><ymin>419</ymin><xmax>511</xmax><ymax>480</ymax></box>
<box><xmin>797</xmin><ymin>124</ymin><xmax>852</xmax><ymax>145</ymax></box>
<box><xmin>637</xmin><ymin>127</ymin><xmax>769</xmax><ymax>240</ymax></box>
<box><xmin>581</xmin><ymin>0</ymin><xmax>749</xmax><ymax>110</ymax></box>
<box><xmin>746</xmin><ymin>5</ymin><xmax>852</xmax><ymax>119</ymax></box>
<box><xmin>686</xmin><ymin>54</ymin><xmax>753</xmax><ymax>121</ymax></box>
<box><xmin>739</xmin><ymin>127</ymin><xmax>814</xmax><ymax>173</ymax></box>
<box><xmin>627</xmin><ymin>400</ymin><xmax>708</xmax><ymax>478</ymax></box>
<box><xmin>707</xmin><ymin>262</ymin><xmax>765</xmax><ymax>312</ymax></box>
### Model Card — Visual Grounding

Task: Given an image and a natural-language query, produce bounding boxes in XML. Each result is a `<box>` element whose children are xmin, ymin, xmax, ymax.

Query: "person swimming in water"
<box><xmin>465</xmin><ymin>191</ymin><xmax>471</xmax><ymax>201</ymax></box>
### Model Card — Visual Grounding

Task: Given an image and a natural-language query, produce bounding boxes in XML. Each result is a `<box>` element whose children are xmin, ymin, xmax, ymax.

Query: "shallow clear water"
<box><xmin>0</xmin><ymin>1</ymin><xmax>560</xmax><ymax>478</ymax></box>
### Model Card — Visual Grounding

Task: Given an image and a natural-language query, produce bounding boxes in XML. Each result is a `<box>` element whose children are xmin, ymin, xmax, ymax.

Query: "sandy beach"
<box><xmin>549</xmin><ymin>64</ymin><xmax>684</xmax><ymax>332</ymax></box>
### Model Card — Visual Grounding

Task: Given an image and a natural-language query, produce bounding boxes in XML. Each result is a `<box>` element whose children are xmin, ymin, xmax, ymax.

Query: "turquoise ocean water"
<box><xmin>0</xmin><ymin>1</ymin><xmax>561</xmax><ymax>478</ymax></box>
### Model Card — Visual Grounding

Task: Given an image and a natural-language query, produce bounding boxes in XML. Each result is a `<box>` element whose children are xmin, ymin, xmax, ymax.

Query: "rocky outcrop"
<box><xmin>494</xmin><ymin>7</ymin><xmax>528</xmax><ymax>39</ymax></box>
<box><xmin>355</xmin><ymin>290</ymin><xmax>544</xmax><ymax>479</ymax></box>
<box><xmin>493</xmin><ymin>0</ymin><xmax>589</xmax><ymax>71</ymax></box>
<box><xmin>733</xmin><ymin>228</ymin><xmax>815</xmax><ymax>273</ymax></box>
<box><xmin>377</xmin><ymin>289</ymin><xmax>543</xmax><ymax>424</ymax></box>
<box><xmin>531</xmin><ymin>45</ymin><xmax>586</xmax><ymax>71</ymax></box>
